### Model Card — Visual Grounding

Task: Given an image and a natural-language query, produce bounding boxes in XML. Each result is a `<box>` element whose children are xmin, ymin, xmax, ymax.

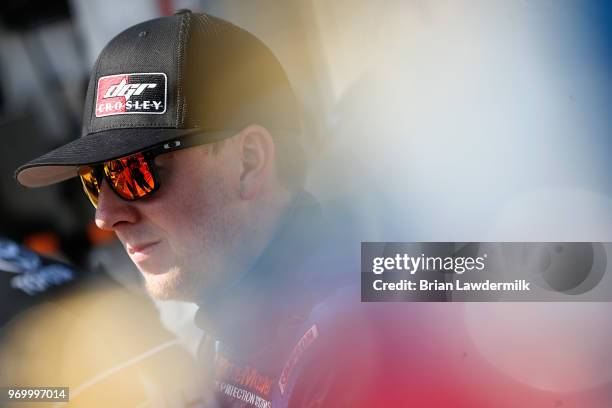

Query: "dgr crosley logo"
<box><xmin>95</xmin><ymin>73</ymin><xmax>167</xmax><ymax>117</ymax></box>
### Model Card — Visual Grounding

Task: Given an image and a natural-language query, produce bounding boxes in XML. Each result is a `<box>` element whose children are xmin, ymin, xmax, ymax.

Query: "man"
<box><xmin>17</xmin><ymin>10</ymin><xmax>304</xmax><ymax>301</ymax></box>
<box><xmin>15</xmin><ymin>9</ymin><xmax>353</xmax><ymax>407</ymax></box>
<box><xmin>18</xmin><ymin>9</ymin><xmax>607</xmax><ymax>408</ymax></box>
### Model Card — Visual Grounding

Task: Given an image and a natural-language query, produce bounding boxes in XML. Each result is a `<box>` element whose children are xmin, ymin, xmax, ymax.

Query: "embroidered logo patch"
<box><xmin>95</xmin><ymin>73</ymin><xmax>167</xmax><ymax>117</ymax></box>
<box><xmin>278</xmin><ymin>324</ymin><xmax>319</xmax><ymax>395</ymax></box>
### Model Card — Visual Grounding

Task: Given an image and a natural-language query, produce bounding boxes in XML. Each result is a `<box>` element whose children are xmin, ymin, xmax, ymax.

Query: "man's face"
<box><xmin>94</xmin><ymin>140</ymin><xmax>246</xmax><ymax>301</ymax></box>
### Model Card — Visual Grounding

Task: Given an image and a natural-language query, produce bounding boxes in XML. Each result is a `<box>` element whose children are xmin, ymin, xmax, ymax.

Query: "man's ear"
<box><xmin>238</xmin><ymin>124</ymin><xmax>275</xmax><ymax>200</ymax></box>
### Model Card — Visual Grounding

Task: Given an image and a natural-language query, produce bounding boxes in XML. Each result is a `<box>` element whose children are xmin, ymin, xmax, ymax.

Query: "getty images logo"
<box><xmin>95</xmin><ymin>73</ymin><xmax>167</xmax><ymax>117</ymax></box>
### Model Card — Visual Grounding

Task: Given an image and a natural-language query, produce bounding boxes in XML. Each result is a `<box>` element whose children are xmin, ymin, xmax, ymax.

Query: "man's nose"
<box><xmin>94</xmin><ymin>180</ymin><xmax>139</xmax><ymax>231</ymax></box>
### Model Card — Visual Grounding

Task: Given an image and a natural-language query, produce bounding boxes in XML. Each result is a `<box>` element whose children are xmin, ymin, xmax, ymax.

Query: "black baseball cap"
<box><xmin>16</xmin><ymin>10</ymin><xmax>299</xmax><ymax>187</ymax></box>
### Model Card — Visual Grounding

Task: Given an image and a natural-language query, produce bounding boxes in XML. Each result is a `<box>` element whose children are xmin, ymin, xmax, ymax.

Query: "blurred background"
<box><xmin>0</xmin><ymin>0</ymin><xmax>611</xmax><ymax>406</ymax></box>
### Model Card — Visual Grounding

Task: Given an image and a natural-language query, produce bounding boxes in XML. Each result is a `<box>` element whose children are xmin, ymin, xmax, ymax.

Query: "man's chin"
<box><xmin>141</xmin><ymin>266</ymin><xmax>196</xmax><ymax>301</ymax></box>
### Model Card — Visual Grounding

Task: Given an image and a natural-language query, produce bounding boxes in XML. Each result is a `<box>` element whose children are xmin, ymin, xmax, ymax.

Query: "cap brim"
<box><xmin>15</xmin><ymin>128</ymin><xmax>232</xmax><ymax>187</ymax></box>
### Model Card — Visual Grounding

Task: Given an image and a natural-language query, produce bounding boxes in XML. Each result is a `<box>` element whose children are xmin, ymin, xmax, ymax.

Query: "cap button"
<box><xmin>174</xmin><ymin>9</ymin><xmax>192</xmax><ymax>15</ymax></box>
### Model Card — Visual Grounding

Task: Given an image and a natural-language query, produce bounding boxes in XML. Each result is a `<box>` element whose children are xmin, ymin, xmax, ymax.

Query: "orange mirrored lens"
<box><xmin>103</xmin><ymin>153</ymin><xmax>156</xmax><ymax>200</ymax></box>
<box><xmin>78</xmin><ymin>166</ymin><xmax>101</xmax><ymax>208</ymax></box>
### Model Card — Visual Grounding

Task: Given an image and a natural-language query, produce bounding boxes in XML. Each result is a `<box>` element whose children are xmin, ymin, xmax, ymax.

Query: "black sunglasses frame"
<box><xmin>79</xmin><ymin>131</ymin><xmax>233</xmax><ymax>206</ymax></box>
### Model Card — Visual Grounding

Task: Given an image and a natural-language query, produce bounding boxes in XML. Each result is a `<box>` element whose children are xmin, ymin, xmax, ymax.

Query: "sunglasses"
<box><xmin>78</xmin><ymin>132</ymin><xmax>228</xmax><ymax>208</ymax></box>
